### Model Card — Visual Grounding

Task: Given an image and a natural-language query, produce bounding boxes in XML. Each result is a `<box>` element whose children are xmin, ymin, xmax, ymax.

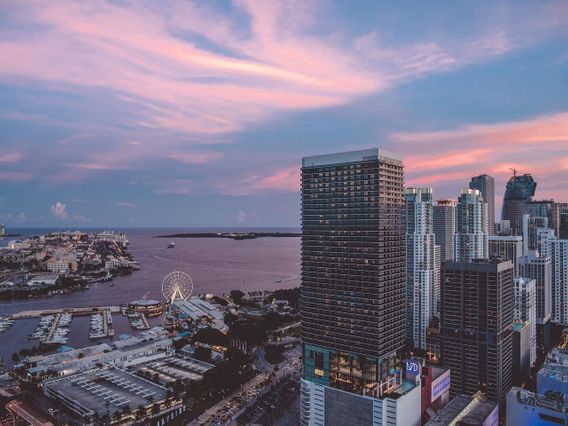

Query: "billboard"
<box><xmin>431</xmin><ymin>369</ymin><xmax>451</xmax><ymax>402</ymax></box>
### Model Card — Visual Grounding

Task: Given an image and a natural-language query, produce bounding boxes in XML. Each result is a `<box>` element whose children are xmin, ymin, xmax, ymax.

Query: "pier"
<box><xmin>42</xmin><ymin>313</ymin><xmax>62</xmax><ymax>344</ymax></box>
<box><xmin>88</xmin><ymin>310</ymin><xmax>114</xmax><ymax>339</ymax></box>
<box><xmin>11</xmin><ymin>306</ymin><xmax>121</xmax><ymax>319</ymax></box>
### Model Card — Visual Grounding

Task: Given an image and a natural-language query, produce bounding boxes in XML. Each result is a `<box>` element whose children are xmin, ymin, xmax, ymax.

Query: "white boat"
<box><xmin>167</xmin><ymin>241</ymin><xmax>175</xmax><ymax>248</ymax></box>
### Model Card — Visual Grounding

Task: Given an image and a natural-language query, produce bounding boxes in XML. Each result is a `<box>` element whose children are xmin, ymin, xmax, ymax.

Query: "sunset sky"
<box><xmin>1</xmin><ymin>0</ymin><xmax>567</xmax><ymax>227</ymax></box>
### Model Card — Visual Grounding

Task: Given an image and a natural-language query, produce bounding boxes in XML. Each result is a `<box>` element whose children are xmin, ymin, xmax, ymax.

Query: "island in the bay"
<box><xmin>154</xmin><ymin>231</ymin><xmax>300</xmax><ymax>240</ymax></box>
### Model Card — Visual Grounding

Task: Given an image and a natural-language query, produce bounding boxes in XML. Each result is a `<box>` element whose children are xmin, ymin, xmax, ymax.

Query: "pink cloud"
<box><xmin>405</xmin><ymin>148</ymin><xmax>494</xmax><ymax>172</ymax></box>
<box><xmin>216</xmin><ymin>166</ymin><xmax>299</xmax><ymax>196</ymax></box>
<box><xmin>392</xmin><ymin>112</ymin><xmax>568</xmax><ymax>148</ymax></box>
<box><xmin>1</xmin><ymin>0</ymin><xmax>559</xmax><ymax>140</ymax></box>
<box><xmin>398</xmin><ymin>113</ymin><xmax>568</xmax><ymax>203</ymax></box>
<box><xmin>0</xmin><ymin>151</ymin><xmax>24</xmax><ymax>163</ymax></box>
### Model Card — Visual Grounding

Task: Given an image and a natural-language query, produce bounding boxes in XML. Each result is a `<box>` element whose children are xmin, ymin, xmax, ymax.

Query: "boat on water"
<box><xmin>167</xmin><ymin>241</ymin><xmax>175</xmax><ymax>248</ymax></box>
<box><xmin>101</xmin><ymin>271</ymin><xmax>113</xmax><ymax>282</ymax></box>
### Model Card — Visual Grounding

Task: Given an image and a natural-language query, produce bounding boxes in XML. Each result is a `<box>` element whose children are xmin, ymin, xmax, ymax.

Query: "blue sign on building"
<box><xmin>405</xmin><ymin>359</ymin><xmax>421</xmax><ymax>380</ymax></box>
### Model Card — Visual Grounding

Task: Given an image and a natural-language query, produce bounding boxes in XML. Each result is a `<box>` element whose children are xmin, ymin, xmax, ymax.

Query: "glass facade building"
<box><xmin>300</xmin><ymin>148</ymin><xmax>405</xmax><ymax>402</ymax></box>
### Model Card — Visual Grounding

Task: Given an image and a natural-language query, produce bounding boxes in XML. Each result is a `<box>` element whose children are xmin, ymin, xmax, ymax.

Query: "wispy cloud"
<box><xmin>0</xmin><ymin>151</ymin><xmax>24</xmax><ymax>163</ymax></box>
<box><xmin>394</xmin><ymin>112</ymin><xmax>568</xmax><ymax>198</ymax></box>
<box><xmin>216</xmin><ymin>166</ymin><xmax>299</xmax><ymax>196</ymax></box>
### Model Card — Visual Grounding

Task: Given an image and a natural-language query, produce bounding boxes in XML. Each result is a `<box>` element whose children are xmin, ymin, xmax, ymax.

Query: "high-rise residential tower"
<box><xmin>521</xmin><ymin>214</ymin><xmax>549</xmax><ymax>254</ymax></box>
<box><xmin>301</xmin><ymin>149</ymin><xmax>420</xmax><ymax>426</ymax></box>
<box><xmin>513</xmin><ymin>277</ymin><xmax>537</xmax><ymax>366</ymax></box>
<box><xmin>405</xmin><ymin>188</ymin><xmax>437</xmax><ymax>349</ymax></box>
<box><xmin>501</xmin><ymin>172</ymin><xmax>536</xmax><ymax>229</ymax></box>
<box><xmin>539</xmin><ymin>234</ymin><xmax>568</xmax><ymax>325</ymax></box>
<box><xmin>516</xmin><ymin>252</ymin><xmax>553</xmax><ymax>355</ymax></box>
<box><xmin>560</xmin><ymin>212</ymin><xmax>568</xmax><ymax>240</ymax></box>
<box><xmin>551</xmin><ymin>202</ymin><xmax>568</xmax><ymax>238</ymax></box>
<box><xmin>440</xmin><ymin>259</ymin><xmax>514</xmax><ymax>403</ymax></box>
<box><xmin>434</xmin><ymin>200</ymin><xmax>456</xmax><ymax>262</ymax></box>
<box><xmin>469</xmin><ymin>174</ymin><xmax>495</xmax><ymax>236</ymax></box>
<box><xmin>454</xmin><ymin>188</ymin><xmax>488</xmax><ymax>262</ymax></box>
<box><xmin>489</xmin><ymin>235</ymin><xmax>523</xmax><ymax>277</ymax></box>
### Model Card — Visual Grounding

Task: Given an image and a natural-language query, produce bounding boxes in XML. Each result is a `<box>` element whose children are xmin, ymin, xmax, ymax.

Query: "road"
<box><xmin>187</xmin><ymin>373</ymin><xmax>268</xmax><ymax>426</ymax></box>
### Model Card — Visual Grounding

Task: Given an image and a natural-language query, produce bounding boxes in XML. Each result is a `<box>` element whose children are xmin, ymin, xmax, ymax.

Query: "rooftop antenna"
<box><xmin>509</xmin><ymin>167</ymin><xmax>517</xmax><ymax>177</ymax></box>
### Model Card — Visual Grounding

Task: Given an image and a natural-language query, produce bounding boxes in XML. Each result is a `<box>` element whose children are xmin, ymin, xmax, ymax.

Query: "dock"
<box><xmin>88</xmin><ymin>310</ymin><xmax>114</xmax><ymax>339</ymax></box>
<box><xmin>11</xmin><ymin>306</ymin><xmax>121</xmax><ymax>319</ymax></box>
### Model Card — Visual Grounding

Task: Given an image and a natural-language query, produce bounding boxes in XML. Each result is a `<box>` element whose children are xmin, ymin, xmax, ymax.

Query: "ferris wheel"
<box><xmin>162</xmin><ymin>271</ymin><xmax>193</xmax><ymax>303</ymax></box>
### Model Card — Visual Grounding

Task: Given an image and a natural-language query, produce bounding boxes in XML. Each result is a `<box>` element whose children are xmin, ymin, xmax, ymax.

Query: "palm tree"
<box><xmin>151</xmin><ymin>403</ymin><xmax>160</xmax><ymax>415</ymax></box>
<box><xmin>135</xmin><ymin>405</ymin><xmax>146</xmax><ymax>421</ymax></box>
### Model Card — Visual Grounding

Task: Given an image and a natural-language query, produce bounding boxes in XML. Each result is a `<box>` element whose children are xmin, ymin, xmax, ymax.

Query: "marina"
<box><xmin>0</xmin><ymin>229</ymin><xmax>299</xmax><ymax>369</ymax></box>
<box><xmin>126</xmin><ymin>311</ymin><xmax>150</xmax><ymax>331</ymax></box>
<box><xmin>88</xmin><ymin>310</ymin><xmax>114</xmax><ymax>339</ymax></box>
<box><xmin>0</xmin><ymin>316</ymin><xmax>13</xmax><ymax>333</ymax></box>
<box><xmin>28</xmin><ymin>312</ymin><xmax>73</xmax><ymax>345</ymax></box>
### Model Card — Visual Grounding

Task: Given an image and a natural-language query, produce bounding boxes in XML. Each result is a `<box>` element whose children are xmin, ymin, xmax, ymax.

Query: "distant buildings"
<box><xmin>506</xmin><ymin>387</ymin><xmax>567</xmax><ymax>426</ymax></box>
<box><xmin>517</xmin><ymin>252</ymin><xmax>552</xmax><ymax>325</ymax></box>
<box><xmin>507</xmin><ymin>330</ymin><xmax>568</xmax><ymax>425</ymax></box>
<box><xmin>426</xmin><ymin>392</ymin><xmax>498</xmax><ymax>426</ymax></box>
<box><xmin>560</xmin><ymin>212</ymin><xmax>568</xmax><ymax>239</ymax></box>
<box><xmin>300</xmin><ymin>149</ymin><xmax>419</xmax><ymax>426</ymax></box>
<box><xmin>501</xmin><ymin>172</ymin><xmax>536</xmax><ymax>231</ymax></box>
<box><xmin>469</xmin><ymin>174</ymin><xmax>495</xmax><ymax>236</ymax></box>
<box><xmin>0</xmin><ymin>224</ymin><xmax>5</xmax><ymax>236</ymax></box>
<box><xmin>512</xmin><ymin>321</ymin><xmax>531</xmax><ymax>387</ymax></box>
<box><xmin>489</xmin><ymin>235</ymin><xmax>523</xmax><ymax>276</ymax></box>
<box><xmin>433</xmin><ymin>200</ymin><xmax>456</xmax><ymax>263</ymax></box>
<box><xmin>513</xmin><ymin>277</ymin><xmax>537</xmax><ymax>365</ymax></box>
<box><xmin>521</xmin><ymin>214</ymin><xmax>548</xmax><ymax>253</ymax></box>
<box><xmin>551</xmin><ymin>202</ymin><xmax>568</xmax><ymax>238</ymax></box>
<box><xmin>440</xmin><ymin>259</ymin><xmax>513</xmax><ymax>403</ymax></box>
<box><xmin>539</xmin><ymin>235</ymin><xmax>568</xmax><ymax>325</ymax></box>
<box><xmin>454</xmin><ymin>188</ymin><xmax>488</xmax><ymax>262</ymax></box>
<box><xmin>405</xmin><ymin>188</ymin><xmax>438</xmax><ymax>349</ymax></box>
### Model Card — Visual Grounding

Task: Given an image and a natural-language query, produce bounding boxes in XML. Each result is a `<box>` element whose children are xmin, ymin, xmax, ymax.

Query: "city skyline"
<box><xmin>1</xmin><ymin>1</ymin><xmax>567</xmax><ymax>227</ymax></box>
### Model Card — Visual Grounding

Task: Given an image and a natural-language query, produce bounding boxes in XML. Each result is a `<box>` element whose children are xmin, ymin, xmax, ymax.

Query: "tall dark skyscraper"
<box><xmin>469</xmin><ymin>174</ymin><xmax>495</xmax><ymax>235</ymax></box>
<box><xmin>300</xmin><ymin>149</ymin><xmax>419</xmax><ymax>425</ymax></box>
<box><xmin>501</xmin><ymin>172</ymin><xmax>536</xmax><ymax>231</ymax></box>
<box><xmin>440</xmin><ymin>259</ymin><xmax>514</xmax><ymax>403</ymax></box>
<box><xmin>560</xmin><ymin>212</ymin><xmax>568</xmax><ymax>240</ymax></box>
<box><xmin>434</xmin><ymin>199</ymin><xmax>456</xmax><ymax>262</ymax></box>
